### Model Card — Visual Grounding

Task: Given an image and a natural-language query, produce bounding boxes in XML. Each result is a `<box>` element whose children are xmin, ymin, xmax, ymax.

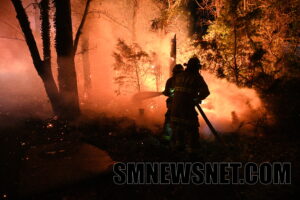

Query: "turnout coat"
<box><xmin>170</xmin><ymin>70</ymin><xmax>210</xmax><ymax>127</ymax></box>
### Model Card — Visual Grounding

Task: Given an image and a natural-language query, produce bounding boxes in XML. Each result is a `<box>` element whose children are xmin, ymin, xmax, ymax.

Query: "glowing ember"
<box><xmin>46</xmin><ymin>123</ymin><xmax>53</xmax><ymax>128</ymax></box>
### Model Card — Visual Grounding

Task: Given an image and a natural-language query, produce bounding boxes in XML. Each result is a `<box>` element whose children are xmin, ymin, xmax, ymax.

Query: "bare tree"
<box><xmin>11</xmin><ymin>0</ymin><xmax>91</xmax><ymax>119</ymax></box>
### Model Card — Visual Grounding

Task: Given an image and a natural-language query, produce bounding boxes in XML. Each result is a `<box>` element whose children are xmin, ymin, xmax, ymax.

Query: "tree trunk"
<box><xmin>135</xmin><ymin>61</ymin><xmax>141</xmax><ymax>92</ymax></box>
<box><xmin>54</xmin><ymin>0</ymin><xmax>80</xmax><ymax>119</ymax></box>
<box><xmin>131</xmin><ymin>0</ymin><xmax>138</xmax><ymax>42</ymax></box>
<box><xmin>11</xmin><ymin>0</ymin><xmax>61</xmax><ymax>116</ymax></box>
<box><xmin>77</xmin><ymin>0</ymin><xmax>92</xmax><ymax>100</ymax></box>
<box><xmin>81</xmin><ymin>33</ymin><xmax>92</xmax><ymax>100</ymax></box>
<box><xmin>131</xmin><ymin>0</ymin><xmax>140</xmax><ymax>92</ymax></box>
<box><xmin>11</xmin><ymin>0</ymin><xmax>42</xmax><ymax>71</ymax></box>
<box><xmin>40</xmin><ymin>64</ymin><xmax>61</xmax><ymax>115</ymax></box>
<box><xmin>40</xmin><ymin>0</ymin><xmax>61</xmax><ymax>115</ymax></box>
<box><xmin>233</xmin><ymin>25</ymin><xmax>239</xmax><ymax>84</ymax></box>
<box><xmin>33</xmin><ymin>0</ymin><xmax>39</xmax><ymax>33</ymax></box>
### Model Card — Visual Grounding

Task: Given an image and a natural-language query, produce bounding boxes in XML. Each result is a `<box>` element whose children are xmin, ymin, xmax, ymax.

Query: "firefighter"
<box><xmin>170</xmin><ymin>57</ymin><xmax>210</xmax><ymax>153</ymax></box>
<box><xmin>162</xmin><ymin>64</ymin><xmax>184</xmax><ymax>141</ymax></box>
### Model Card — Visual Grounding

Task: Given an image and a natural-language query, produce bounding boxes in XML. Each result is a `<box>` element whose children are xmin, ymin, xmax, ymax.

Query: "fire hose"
<box><xmin>195</xmin><ymin>104</ymin><xmax>224</xmax><ymax>145</ymax></box>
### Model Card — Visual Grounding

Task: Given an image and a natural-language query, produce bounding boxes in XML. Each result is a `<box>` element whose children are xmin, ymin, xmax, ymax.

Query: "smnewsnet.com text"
<box><xmin>113</xmin><ymin>162</ymin><xmax>291</xmax><ymax>185</ymax></box>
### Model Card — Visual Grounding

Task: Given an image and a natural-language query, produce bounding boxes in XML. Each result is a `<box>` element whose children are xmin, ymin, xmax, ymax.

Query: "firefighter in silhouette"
<box><xmin>162</xmin><ymin>64</ymin><xmax>184</xmax><ymax>141</ymax></box>
<box><xmin>170</xmin><ymin>57</ymin><xmax>210</xmax><ymax>153</ymax></box>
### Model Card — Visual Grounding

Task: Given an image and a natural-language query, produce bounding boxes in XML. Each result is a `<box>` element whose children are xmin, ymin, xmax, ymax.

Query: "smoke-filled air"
<box><xmin>0</xmin><ymin>0</ymin><xmax>268</xmax><ymax>136</ymax></box>
<box><xmin>1</xmin><ymin>0</ymin><xmax>299</xmax><ymax>198</ymax></box>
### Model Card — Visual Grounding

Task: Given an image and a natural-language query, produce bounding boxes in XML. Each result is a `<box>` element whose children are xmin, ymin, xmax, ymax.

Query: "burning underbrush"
<box><xmin>83</xmin><ymin>70</ymin><xmax>270</xmax><ymax>139</ymax></box>
<box><xmin>0</xmin><ymin>68</ymin><xmax>270</xmax><ymax>141</ymax></box>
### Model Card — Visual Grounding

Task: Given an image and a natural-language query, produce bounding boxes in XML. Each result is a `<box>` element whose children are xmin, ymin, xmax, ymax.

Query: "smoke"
<box><xmin>0</xmin><ymin>0</ymin><xmax>52</xmax><ymax>121</ymax></box>
<box><xmin>0</xmin><ymin>39</ymin><xmax>51</xmax><ymax>119</ymax></box>
<box><xmin>78</xmin><ymin>0</ymin><xmax>267</xmax><ymax>135</ymax></box>
<box><xmin>112</xmin><ymin>70</ymin><xmax>266</xmax><ymax>136</ymax></box>
<box><xmin>0</xmin><ymin>0</ymin><xmax>268</xmax><ymax>136</ymax></box>
<box><xmin>199</xmin><ymin>71</ymin><xmax>266</xmax><ymax>136</ymax></box>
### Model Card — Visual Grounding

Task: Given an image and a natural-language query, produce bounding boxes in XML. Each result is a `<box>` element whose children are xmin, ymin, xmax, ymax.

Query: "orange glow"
<box><xmin>0</xmin><ymin>0</ymin><xmax>268</xmax><ymax>136</ymax></box>
<box><xmin>47</xmin><ymin>123</ymin><xmax>54</xmax><ymax>129</ymax></box>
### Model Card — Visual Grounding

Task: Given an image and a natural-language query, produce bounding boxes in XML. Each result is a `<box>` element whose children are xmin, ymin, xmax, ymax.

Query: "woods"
<box><xmin>8</xmin><ymin>0</ymin><xmax>299</xmax><ymax>133</ymax></box>
<box><xmin>0</xmin><ymin>0</ymin><xmax>299</xmax><ymax>199</ymax></box>
<box><xmin>200</xmin><ymin>0</ymin><xmax>299</xmax><ymax>135</ymax></box>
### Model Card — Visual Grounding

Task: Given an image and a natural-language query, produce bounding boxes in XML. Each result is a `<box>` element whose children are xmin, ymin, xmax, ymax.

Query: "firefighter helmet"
<box><xmin>172</xmin><ymin>64</ymin><xmax>184</xmax><ymax>74</ymax></box>
<box><xmin>186</xmin><ymin>57</ymin><xmax>202</xmax><ymax>72</ymax></box>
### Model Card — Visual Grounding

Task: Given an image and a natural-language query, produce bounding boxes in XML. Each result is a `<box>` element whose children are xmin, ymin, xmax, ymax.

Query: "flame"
<box><xmin>0</xmin><ymin>0</ymin><xmax>268</xmax><ymax>136</ymax></box>
<box><xmin>130</xmin><ymin>69</ymin><xmax>266</xmax><ymax>135</ymax></box>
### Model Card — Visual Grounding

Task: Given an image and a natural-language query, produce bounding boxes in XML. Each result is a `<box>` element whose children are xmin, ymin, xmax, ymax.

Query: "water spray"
<box><xmin>132</xmin><ymin>91</ymin><xmax>163</xmax><ymax>102</ymax></box>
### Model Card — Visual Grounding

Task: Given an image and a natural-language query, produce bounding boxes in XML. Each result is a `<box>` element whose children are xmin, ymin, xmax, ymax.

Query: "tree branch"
<box><xmin>24</xmin><ymin>2</ymin><xmax>39</xmax><ymax>9</ymax></box>
<box><xmin>0</xmin><ymin>20</ymin><xmax>23</xmax><ymax>35</ymax></box>
<box><xmin>0</xmin><ymin>36</ymin><xmax>25</xmax><ymax>41</ymax></box>
<box><xmin>194</xmin><ymin>0</ymin><xmax>203</xmax><ymax>9</ymax></box>
<box><xmin>90</xmin><ymin>10</ymin><xmax>130</xmax><ymax>31</ymax></box>
<box><xmin>73</xmin><ymin>0</ymin><xmax>92</xmax><ymax>55</ymax></box>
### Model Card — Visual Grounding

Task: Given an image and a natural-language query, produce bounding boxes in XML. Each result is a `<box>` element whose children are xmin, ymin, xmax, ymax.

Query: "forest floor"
<box><xmin>0</xmin><ymin>112</ymin><xmax>299</xmax><ymax>200</ymax></box>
